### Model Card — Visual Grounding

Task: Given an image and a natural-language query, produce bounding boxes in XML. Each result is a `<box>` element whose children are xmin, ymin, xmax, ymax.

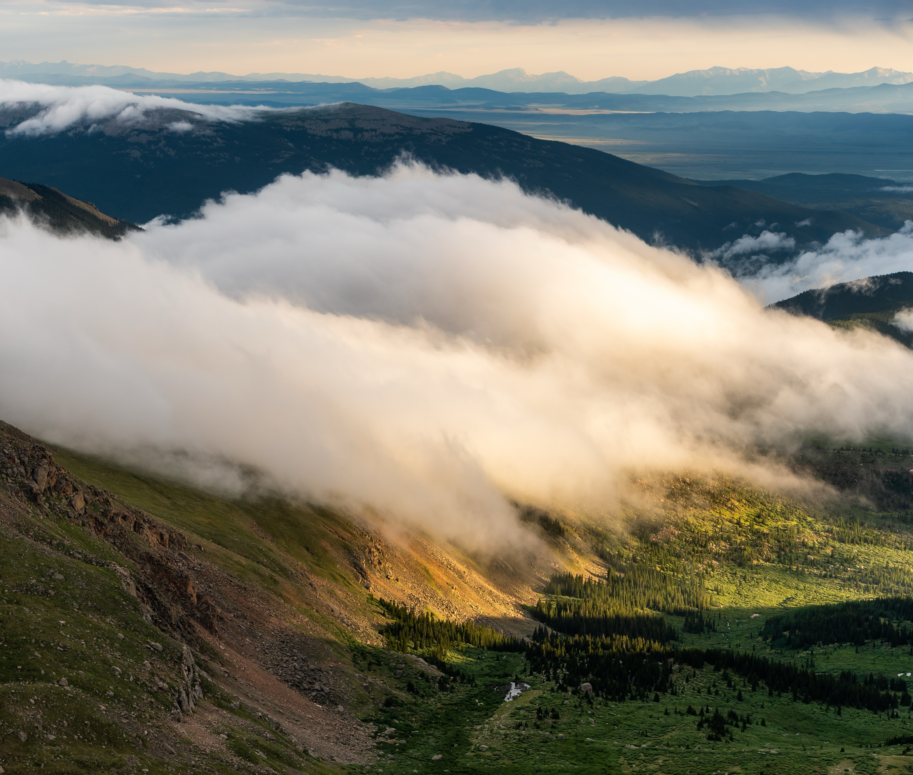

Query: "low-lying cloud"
<box><xmin>0</xmin><ymin>79</ymin><xmax>271</xmax><ymax>137</ymax></box>
<box><xmin>744</xmin><ymin>222</ymin><xmax>913</xmax><ymax>303</ymax></box>
<box><xmin>712</xmin><ymin>229</ymin><xmax>795</xmax><ymax>262</ymax></box>
<box><xmin>3</xmin><ymin>164</ymin><xmax>913</xmax><ymax>548</ymax></box>
<box><xmin>894</xmin><ymin>309</ymin><xmax>913</xmax><ymax>333</ymax></box>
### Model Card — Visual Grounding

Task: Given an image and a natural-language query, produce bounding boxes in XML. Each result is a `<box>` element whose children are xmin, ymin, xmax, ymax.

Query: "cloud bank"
<box><xmin>0</xmin><ymin>79</ymin><xmax>270</xmax><ymax>137</ymax></box>
<box><xmin>3</xmin><ymin>165</ymin><xmax>913</xmax><ymax>548</ymax></box>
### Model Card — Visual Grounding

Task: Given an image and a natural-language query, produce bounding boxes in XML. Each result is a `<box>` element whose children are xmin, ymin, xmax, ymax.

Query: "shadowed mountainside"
<box><xmin>0</xmin><ymin>176</ymin><xmax>137</xmax><ymax>238</ymax></box>
<box><xmin>772</xmin><ymin>271</ymin><xmax>913</xmax><ymax>347</ymax></box>
<box><xmin>0</xmin><ymin>103</ymin><xmax>883</xmax><ymax>253</ymax></box>
<box><xmin>697</xmin><ymin>173</ymin><xmax>913</xmax><ymax>231</ymax></box>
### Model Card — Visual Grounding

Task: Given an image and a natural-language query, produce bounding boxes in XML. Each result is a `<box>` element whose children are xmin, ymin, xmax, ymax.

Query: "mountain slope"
<box><xmin>0</xmin><ymin>103</ymin><xmax>883</xmax><ymax>252</ymax></box>
<box><xmin>9</xmin><ymin>413</ymin><xmax>913</xmax><ymax>772</ymax></box>
<box><xmin>696</xmin><ymin>173</ymin><xmax>913</xmax><ymax>231</ymax></box>
<box><xmin>772</xmin><ymin>271</ymin><xmax>913</xmax><ymax>320</ymax></box>
<box><xmin>0</xmin><ymin>418</ymin><xmax>565</xmax><ymax>773</ymax></box>
<box><xmin>772</xmin><ymin>271</ymin><xmax>913</xmax><ymax>347</ymax></box>
<box><xmin>0</xmin><ymin>177</ymin><xmax>136</xmax><ymax>238</ymax></box>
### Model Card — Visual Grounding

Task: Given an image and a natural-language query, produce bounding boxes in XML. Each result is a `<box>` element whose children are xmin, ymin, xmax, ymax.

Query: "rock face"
<box><xmin>0</xmin><ymin>418</ymin><xmax>379</xmax><ymax>767</ymax></box>
<box><xmin>0</xmin><ymin>427</ymin><xmax>219</xmax><ymax>637</ymax></box>
<box><xmin>172</xmin><ymin>644</ymin><xmax>204</xmax><ymax>719</ymax></box>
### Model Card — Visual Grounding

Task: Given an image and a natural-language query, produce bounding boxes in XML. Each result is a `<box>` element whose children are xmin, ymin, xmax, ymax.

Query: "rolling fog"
<box><xmin>2</xmin><ymin>164</ymin><xmax>913</xmax><ymax>547</ymax></box>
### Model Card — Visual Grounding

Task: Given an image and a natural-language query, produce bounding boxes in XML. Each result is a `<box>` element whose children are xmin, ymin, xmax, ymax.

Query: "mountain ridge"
<box><xmin>0</xmin><ymin>102</ymin><xmax>885</xmax><ymax>254</ymax></box>
<box><xmin>772</xmin><ymin>271</ymin><xmax>913</xmax><ymax>348</ymax></box>
<box><xmin>5</xmin><ymin>61</ymin><xmax>912</xmax><ymax>96</ymax></box>
<box><xmin>0</xmin><ymin>176</ymin><xmax>137</xmax><ymax>238</ymax></box>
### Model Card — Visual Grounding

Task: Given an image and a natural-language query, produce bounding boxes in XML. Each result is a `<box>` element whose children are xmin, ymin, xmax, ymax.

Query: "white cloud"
<box><xmin>894</xmin><ymin>309</ymin><xmax>913</xmax><ymax>333</ymax></box>
<box><xmin>881</xmin><ymin>186</ymin><xmax>913</xmax><ymax>193</ymax></box>
<box><xmin>3</xmin><ymin>165</ymin><xmax>913</xmax><ymax>549</ymax></box>
<box><xmin>711</xmin><ymin>230</ymin><xmax>796</xmax><ymax>262</ymax></box>
<box><xmin>0</xmin><ymin>79</ymin><xmax>271</xmax><ymax>137</ymax></box>
<box><xmin>745</xmin><ymin>222</ymin><xmax>913</xmax><ymax>303</ymax></box>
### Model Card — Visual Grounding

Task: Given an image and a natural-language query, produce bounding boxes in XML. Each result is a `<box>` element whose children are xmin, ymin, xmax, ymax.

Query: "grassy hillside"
<box><xmin>0</xmin><ymin>103</ymin><xmax>883</xmax><ymax>253</ymax></box>
<box><xmin>347</xmin><ymin>468</ymin><xmax>913</xmax><ymax>774</ymax></box>
<box><xmin>7</xmin><ymin>417</ymin><xmax>913</xmax><ymax>773</ymax></box>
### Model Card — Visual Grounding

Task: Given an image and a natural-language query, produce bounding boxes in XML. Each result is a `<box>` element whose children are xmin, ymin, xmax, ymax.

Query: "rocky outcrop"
<box><xmin>0</xmin><ymin>420</ymin><xmax>378</xmax><ymax>766</ymax></box>
<box><xmin>170</xmin><ymin>644</ymin><xmax>204</xmax><ymax>722</ymax></box>
<box><xmin>0</xmin><ymin>423</ymin><xmax>217</xmax><ymax>638</ymax></box>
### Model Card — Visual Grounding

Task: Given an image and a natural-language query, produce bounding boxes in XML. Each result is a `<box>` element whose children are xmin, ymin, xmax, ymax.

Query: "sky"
<box><xmin>1</xmin><ymin>1</ymin><xmax>913</xmax><ymax>80</ymax></box>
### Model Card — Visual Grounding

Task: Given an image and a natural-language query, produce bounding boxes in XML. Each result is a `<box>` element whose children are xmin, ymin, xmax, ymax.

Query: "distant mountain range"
<box><xmin>23</xmin><ymin>76</ymin><xmax>913</xmax><ymax>116</ymax></box>
<box><xmin>3</xmin><ymin>60</ymin><xmax>912</xmax><ymax>97</ymax></box>
<box><xmin>0</xmin><ymin>102</ymin><xmax>883</xmax><ymax>254</ymax></box>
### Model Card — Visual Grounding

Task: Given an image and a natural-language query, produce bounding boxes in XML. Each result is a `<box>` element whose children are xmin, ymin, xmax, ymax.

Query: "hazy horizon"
<box><xmin>3</xmin><ymin>59</ymin><xmax>909</xmax><ymax>79</ymax></box>
<box><xmin>2</xmin><ymin>2</ymin><xmax>912</xmax><ymax>83</ymax></box>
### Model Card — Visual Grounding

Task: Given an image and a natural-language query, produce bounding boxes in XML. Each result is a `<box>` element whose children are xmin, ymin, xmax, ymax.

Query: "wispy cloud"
<box><xmin>712</xmin><ymin>229</ymin><xmax>796</xmax><ymax>262</ymax></box>
<box><xmin>744</xmin><ymin>222</ymin><xmax>913</xmax><ymax>303</ymax></box>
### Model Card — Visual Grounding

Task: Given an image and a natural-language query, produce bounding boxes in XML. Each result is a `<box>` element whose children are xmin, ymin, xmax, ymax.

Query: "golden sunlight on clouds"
<box><xmin>2</xmin><ymin>11</ymin><xmax>913</xmax><ymax>78</ymax></box>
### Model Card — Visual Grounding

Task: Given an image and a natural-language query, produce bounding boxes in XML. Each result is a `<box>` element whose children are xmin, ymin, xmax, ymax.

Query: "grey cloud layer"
<box><xmin>3</xmin><ymin>165</ymin><xmax>913</xmax><ymax>548</ymax></box>
<box><xmin>33</xmin><ymin>0</ymin><xmax>913</xmax><ymax>21</ymax></box>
